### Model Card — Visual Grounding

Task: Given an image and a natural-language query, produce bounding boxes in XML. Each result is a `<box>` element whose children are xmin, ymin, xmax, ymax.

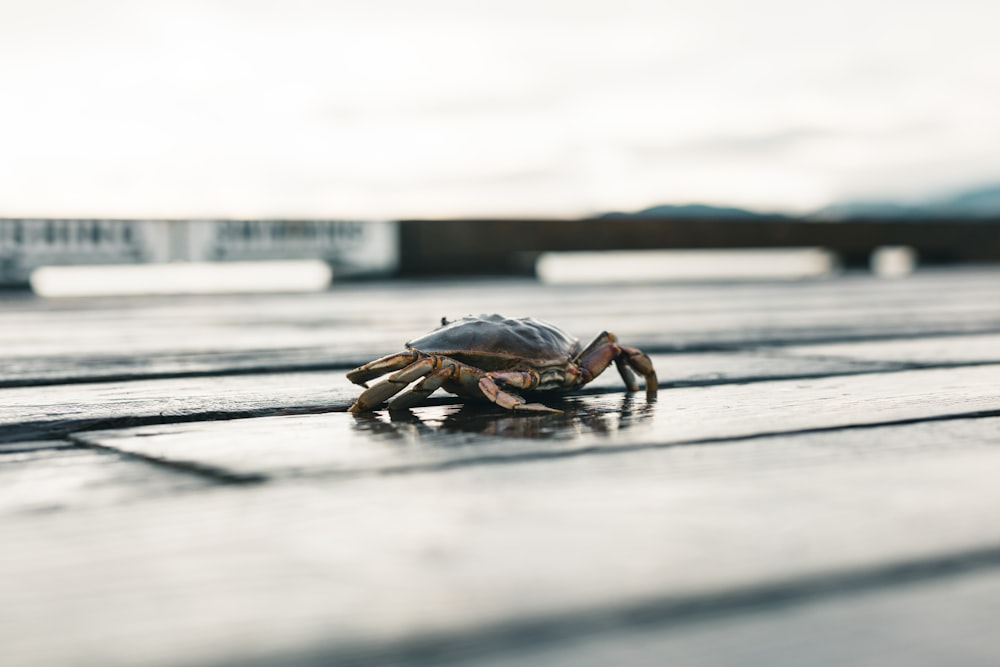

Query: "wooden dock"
<box><xmin>4</xmin><ymin>268</ymin><xmax>1000</xmax><ymax>666</ymax></box>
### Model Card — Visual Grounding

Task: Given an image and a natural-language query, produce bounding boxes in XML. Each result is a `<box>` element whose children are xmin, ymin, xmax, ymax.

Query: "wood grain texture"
<box><xmin>72</xmin><ymin>364</ymin><xmax>1000</xmax><ymax>480</ymax></box>
<box><xmin>777</xmin><ymin>332</ymin><xmax>1000</xmax><ymax>366</ymax></box>
<box><xmin>3</xmin><ymin>270</ymin><xmax>1000</xmax><ymax>385</ymax></box>
<box><xmin>4</xmin><ymin>268</ymin><xmax>1000</xmax><ymax>667</ymax></box>
<box><xmin>0</xmin><ymin>445</ymin><xmax>213</xmax><ymax>515</ymax></box>
<box><xmin>5</xmin><ymin>417</ymin><xmax>1000</xmax><ymax>667</ymax></box>
<box><xmin>0</xmin><ymin>351</ymin><xmax>897</xmax><ymax>444</ymax></box>
<box><xmin>466</xmin><ymin>567</ymin><xmax>1000</xmax><ymax>667</ymax></box>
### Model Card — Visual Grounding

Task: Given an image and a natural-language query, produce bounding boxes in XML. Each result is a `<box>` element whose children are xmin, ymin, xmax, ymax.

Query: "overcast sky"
<box><xmin>1</xmin><ymin>0</ymin><xmax>998</xmax><ymax>218</ymax></box>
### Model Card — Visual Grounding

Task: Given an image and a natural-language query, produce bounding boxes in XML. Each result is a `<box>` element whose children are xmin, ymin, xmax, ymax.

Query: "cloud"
<box><xmin>633</xmin><ymin>128</ymin><xmax>838</xmax><ymax>160</ymax></box>
<box><xmin>1</xmin><ymin>0</ymin><xmax>999</xmax><ymax>217</ymax></box>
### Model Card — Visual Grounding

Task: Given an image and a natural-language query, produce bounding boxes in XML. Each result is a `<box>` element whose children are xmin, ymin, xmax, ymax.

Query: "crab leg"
<box><xmin>613</xmin><ymin>357</ymin><xmax>639</xmax><ymax>392</ymax></box>
<box><xmin>619</xmin><ymin>344</ymin><xmax>658</xmax><ymax>399</ymax></box>
<box><xmin>348</xmin><ymin>357</ymin><xmax>438</xmax><ymax>412</ymax></box>
<box><xmin>387</xmin><ymin>365</ymin><xmax>456</xmax><ymax>411</ymax></box>
<box><xmin>346</xmin><ymin>350</ymin><xmax>421</xmax><ymax>387</ymax></box>
<box><xmin>477</xmin><ymin>376</ymin><xmax>561</xmax><ymax>413</ymax></box>
<box><xmin>576</xmin><ymin>332</ymin><xmax>658</xmax><ymax>399</ymax></box>
<box><xmin>486</xmin><ymin>370</ymin><xmax>541</xmax><ymax>391</ymax></box>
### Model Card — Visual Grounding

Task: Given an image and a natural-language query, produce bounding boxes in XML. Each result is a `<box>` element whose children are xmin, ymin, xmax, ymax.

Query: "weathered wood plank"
<box><xmin>4</xmin><ymin>269</ymin><xmax>1000</xmax><ymax>667</ymax></box>
<box><xmin>3</xmin><ymin>275</ymin><xmax>996</xmax><ymax>341</ymax></box>
<box><xmin>5</xmin><ymin>416</ymin><xmax>1000</xmax><ymax>667</ymax></box>
<box><xmin>0</xmin><ymin>371</ymin><xmax>350</xmax><ymax>444</ymax></box>
<box><xmin>3</xmin><ymin>270</ymin><xmax>1000</xmax><ymax>385</ymax></box>
<box><xmin>0</xmin><ymin>351</ymin><xmax>895</xmax><ymax>444</ymax></box>
<box><xmin>464</xmin><ymin>567</ymin><xmax>1000</xmax><ymax>667</ymax></box>
<box><xmin>7</xmin><ymin>268</ymin><xmax>1000</xmax><ymax>329</ymax></box>
<box><xmin>9</xmin><ymin>318</ymin><xmax>995</xmax><ymax>388</ymax></box>
<box><xmin>778</xmin><ymin>332</ymin><xmax>1000</xmax><ymax>366</ymax></box>
<box><xmin>0</xmin><ymin>439</ymin><xmax>77</xmax><ymax>454</ymax></box>
<box><xmin>0</xmin><ymin>445</ymin><xmax>213</xmax><ymax>515</ymax></box>
<box><xmin>73</xmin><ymin>364</ymin><xmax>1000</xmax><ymax>480</ymax></box>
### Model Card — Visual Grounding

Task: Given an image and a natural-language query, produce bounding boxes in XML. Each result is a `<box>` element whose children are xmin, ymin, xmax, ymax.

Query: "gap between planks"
<box><xmin>5</xmin><ymin>339</ymin><xmax>1000</xmax><ymax>446</ymax></box>
<box><xmin>66</xmin><ymin>363</ymin><xmax>1000</xmax><ymax>483</ymax></box>
<box><xmin>5</xmin><ymin>326</ymin><xmax>1000</xmax><ymax>389</ymax></box>
<box><xmin>8</xmin><ymin>414</ymin><xmax>1000</xmax><ymax>667</ymax></box>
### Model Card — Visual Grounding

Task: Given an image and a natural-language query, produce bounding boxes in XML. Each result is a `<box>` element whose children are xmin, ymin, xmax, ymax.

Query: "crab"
<box><xmin>347</xmin><ymin>314</ymin><xmax>658</xmax><ymax>414</ymax></box>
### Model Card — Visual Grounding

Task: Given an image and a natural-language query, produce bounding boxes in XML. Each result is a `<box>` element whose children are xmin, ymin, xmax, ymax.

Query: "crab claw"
<box><xmin>576</xmin><ymin>332</ymin><xmax>658</xmax><ymax>400</ymax></box>
<box><xmin>620</xmin><ymin>344</ymin><xmax>658</xmax><ymax>400</ymax></box>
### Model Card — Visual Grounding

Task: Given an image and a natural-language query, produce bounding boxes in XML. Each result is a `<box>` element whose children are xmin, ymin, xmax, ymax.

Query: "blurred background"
<box><xmin>4</xmin><ymin>0</ymin><xmax>1000</xmax><ymax>219</ymax></box>
<box><xmin>2</xmin><ymin>0</ymin><xmax>999</xmax><ymax>289</ymax></box>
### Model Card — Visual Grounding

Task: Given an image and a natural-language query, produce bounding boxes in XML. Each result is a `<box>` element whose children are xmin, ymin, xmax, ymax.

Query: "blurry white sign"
<box><xmin>31</xmin><ymin>260</ymin><xmax>334</xmax><ymax>297</ymax></box>
<box><xmin>537</xmin><ymin>248</ymin><xmax>840</xmax><ymax>284</ymax></box>
<box><xmin>0</xmin><ymin>220</ymin><xmax>399</xmax><ymax>284</ymax></box>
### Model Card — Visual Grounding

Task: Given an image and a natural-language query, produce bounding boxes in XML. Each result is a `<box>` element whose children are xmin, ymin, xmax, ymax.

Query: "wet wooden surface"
<box><xmin>3</xmin><ymin>269</ymin><xmax>1000</xmax><ymax>667</ymax></box>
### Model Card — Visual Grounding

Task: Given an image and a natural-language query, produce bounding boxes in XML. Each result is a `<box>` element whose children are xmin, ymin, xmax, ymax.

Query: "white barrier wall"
<box><xmin>0</xmin><ymin>220</ymin><xmax>398</xmax><ymax>284</ymax></box>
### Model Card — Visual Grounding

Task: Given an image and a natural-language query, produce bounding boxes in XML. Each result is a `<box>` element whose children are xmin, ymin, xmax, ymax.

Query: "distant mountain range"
<box><xmin>604</xmin><ymin>184</ymin><xmax>1000</xmax><ymax>220</ymax></box>
<box><xmin>812</xmin><ymin>184</ymin><xmax>1000</xmax><ymax>220</ymax></box>
<box><xmin>601</xmin><ymin>203</ymin><xmax>773</xmax><ymax>219</ymax></box>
